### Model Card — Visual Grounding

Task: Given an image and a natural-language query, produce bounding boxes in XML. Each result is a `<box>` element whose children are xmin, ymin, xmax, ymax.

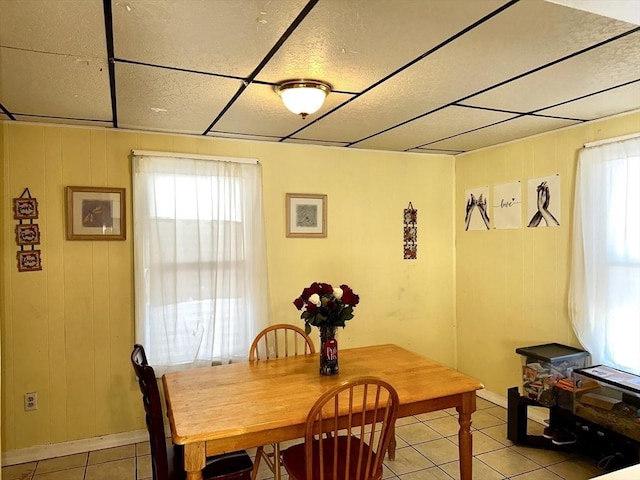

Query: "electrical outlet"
<box><xmin>24</xmin><ymin>392</ymin><xmax>37</xmax><ymax>411</ymax></box>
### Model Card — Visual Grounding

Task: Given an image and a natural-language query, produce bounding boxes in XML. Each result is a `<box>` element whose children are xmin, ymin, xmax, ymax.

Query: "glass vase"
<box><xmin>319</xmin><ymin>326</ymin><xmax>339</xmax><ymax>376</ymax></box>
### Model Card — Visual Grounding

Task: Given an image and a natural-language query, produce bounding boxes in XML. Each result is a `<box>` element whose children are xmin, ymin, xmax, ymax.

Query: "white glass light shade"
<box><xmin>276</xmin><ymin>80</ymin><xmax>331</xmax><ymax>118</ymax></box>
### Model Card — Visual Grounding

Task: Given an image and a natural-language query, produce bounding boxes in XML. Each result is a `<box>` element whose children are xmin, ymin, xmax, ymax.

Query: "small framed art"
<box><xmin>16</xmin><ymin>224</ymin><xmax>40</xmax><ymax>245</ymax></box>
<box><xmin>17</xmin><ymin>250</ymin><xmax>42</xmax><ymax>272</ymax></box>
<box><xmin>66</xmin><ymin>186</ymin><xmax>126</xmax><ymax>240</ymax></box>
<box><xmin>13</xmin><ymin>197</ymin><xmax>39</xmax><ymax>219</ymax></box>
<box><xmin>286</xmin><ymin>193</ymin><xmax>327</xmax><ymax>238</ymax></box>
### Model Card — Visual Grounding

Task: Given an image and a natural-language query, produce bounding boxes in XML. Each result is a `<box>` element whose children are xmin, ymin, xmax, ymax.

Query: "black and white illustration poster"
<box><xmin>464</xmin><ymin>186</ymin><xmax>490</xmax><ymax>231</ymax></box>
<box><xmin>527</xmin><ymin>174</ymin><xmax>560</xmax><ymax>228</ymax></box>
<box><xmin>492</xmin><ymin>181</ymin><xmax>522</xmax><ymax>229</ymax></box>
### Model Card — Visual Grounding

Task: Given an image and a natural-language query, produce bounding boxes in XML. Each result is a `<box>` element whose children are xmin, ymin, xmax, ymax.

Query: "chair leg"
<box><xmin>251</xmin><ymin>446</ymin><xmax>263</xmax><ymax>480</ymax></box>
<box><xmin>388</xmin><ymin>426</ymin><xmax>397</xmax><ymax>461</ymax></box>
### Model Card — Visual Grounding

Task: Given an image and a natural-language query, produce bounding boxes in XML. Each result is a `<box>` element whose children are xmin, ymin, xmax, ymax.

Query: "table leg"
<box><xmin>388</xmin><ymin>423</ymin><xmax>397</xmax><ymax>460</ymax></box>
<box><xmin>184</xmin><ymin>442</ymin><xmax>206</xmax><ymax>480</ymax></box>
<box><xmin>274</xmin><ymin>442</ymin><xmax>281</xmax><ymax>480</ymax></box>
<box><xmin>456</xmin><ymin>392</ymin><xmax>476</xmax><ymax>480</ymax></box>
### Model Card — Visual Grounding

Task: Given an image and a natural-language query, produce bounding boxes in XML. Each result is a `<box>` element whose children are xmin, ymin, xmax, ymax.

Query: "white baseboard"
<box><xmin>2</xmin><ymin>389</ymin><xmax>545</xmax><ymax>467</ymax></box>
<box><xmin>2</xmin><ymin>429</ymin><xmax>149</xmax><ymax>467</ymax></box>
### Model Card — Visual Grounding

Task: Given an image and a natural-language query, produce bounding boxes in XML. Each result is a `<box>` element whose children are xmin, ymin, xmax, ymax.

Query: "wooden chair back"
<box><xmin>249</xmin><ymin>324</ymin><xmax>315</xmax><ymax>361</ymax></box>
<box><xmin>131</xmin><ymin>344</ymin><xmax>171</xmax><ymax>480</ymax></box>
<box><xmin>302</xmin><ymin>377</ymin><xmax>399</xmax><ymax>480</ymax></box>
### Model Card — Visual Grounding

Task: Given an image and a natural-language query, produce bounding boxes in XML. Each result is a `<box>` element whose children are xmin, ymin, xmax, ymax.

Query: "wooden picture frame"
<box><xmin>13</xmin><ymin>197</ymin><xmax>39</xmax><ymax>219</ymax></box>
<box><xmin>286</xmin><ymin>193</ymin><xmax>327</xmax><ymax>238</ymax></box>
<box><xmin>66</xmin><ymin>186</ymin><xmax>126</xmax><ymax>240</ymax></box>
<box><xmin>17</xmin><ymin>250</ymin><xmax>42</xmax><ymax>272</ymax></box>
<box><xmin>16</xmin><ymin>224</ymin><xmax>40</xmax><ymax>245</ymax></box>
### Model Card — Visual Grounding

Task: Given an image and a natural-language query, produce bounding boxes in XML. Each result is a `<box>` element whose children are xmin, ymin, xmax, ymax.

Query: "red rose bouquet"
<box><xmin>293</xmin><ymin>282</ymin><xmax>360</xmax><ymax>335</ymax></box>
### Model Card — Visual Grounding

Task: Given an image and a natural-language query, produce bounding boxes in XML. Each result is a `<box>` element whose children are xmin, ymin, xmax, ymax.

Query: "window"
<box><xmin>570</xmin><ymin>136</ymin><xmax>640</xmax><ymax>374</ymax></box>
<box><xmin>133</xmin><ymin>152</ymin><xmax>269</xmax><ymax>372</ymax></box>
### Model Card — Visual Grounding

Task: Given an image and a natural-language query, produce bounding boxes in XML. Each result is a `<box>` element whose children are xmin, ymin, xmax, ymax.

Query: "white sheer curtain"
<box><xmin>133</xmin><ymin>152</ymin><xmax>269</xmax><ymax>372</ymax></box>
<box><xmin>569</xmin><ymin>136</ymin><xmax>640</xmax><ymax>374</ymax></box>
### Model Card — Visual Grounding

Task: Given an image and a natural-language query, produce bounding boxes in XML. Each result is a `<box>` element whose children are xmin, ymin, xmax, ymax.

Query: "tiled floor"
<box><xmin>1</xmin><ymin>397</ymin><xmax>621</xmax><ymax>480</ymax></box>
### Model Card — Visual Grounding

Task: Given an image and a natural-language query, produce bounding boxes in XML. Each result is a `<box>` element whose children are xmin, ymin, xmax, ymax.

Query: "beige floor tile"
<box><xmin>135</xmin><ymin>441</ymin><xmax>151</xmax><ymax>456</ymax></box>
<box><xmin>528</xmin><ymin>420</ymin><xmax>546</xmax><ymax>436</ymax></box>
<box><xmin>484</xmin><ymin>406</ymin><xmax>508</xmax><ymax>422</ymax></box>
<box><xmin>35</xmin><ymin>453</ymin><xmax>87</xmax><ymax>474</ymax></box>
<box><xmin>85</xmin><ymin>458</ymin><xmax>135</xmax><ymax>480</ymax></box>
<box><xmin>384</xmin><ymin>446</ymin><xmax>434</xmax><ymax>476</ymax></box>
<box><xmin>382</xmin><ymin>465</ymin><xmax>399</xmax><ymax>479</ymax></box>
<box><xmin>512</xmin><ymin>444</ymin><xmax>575</xmax><ymax>466</ymax></box>
<box><xmin>395</xmin><ymin>422</ymin><xmax>442</xmax><ymax>444</ymax></box>
<box><xmin>392</xmin><ymin>433</ymin><xmax>409</xmax><ymax>450</ymax></box>
<box><xmin>440</xmin><ymin>457</ymin><xmax>504</xmax><ymax>480</ymax></box>
<box><xmin>88</xmin><ymin>444</ymin><xmax>135</xmax><ymax>465</ymax></box>
<box><xmin>33</xmin><ymin>467</ymin><xmax>85</xmax><ymax>480</ymax></box>
<box><xmin>413</xmin><ymin>438</ymin><xmax>460</xmax><ymax>465</ymax></box>
<box><xmin>476</xmin><ymin>397</ymin><xmax>496</xmax><ymax>410</ymax></box>
<box><xmin>396</xmin><ymin>415</ymin><xmax>421</xmax><ymax>427</ymax></box>
<box><xmin>511</xmin><ymin>468</ymin><xmax>564</xmax><ymax>480</ymax></box>
<box><xmin>2</xmin><ymin>462</ymin><xmax>37</xmax><ymax>480</ymax></box>
<box><xmin>547</xmin><ymin>459</ymin><xmax>604</xmax><ymax>480</ymax></box>
<box><xmin>425</xmin><ymin>416</ymin><xmax>463</xmax><ymax>437</ymax></box>
<box><xmin>398</xmin><ymin>466</ymin><xmax>454</xmax><ymax>479</ymax></box>
<box><xmin>415</xmin><ymin>410</ymin><xmax>450</xmax><ymax>421</ymax></box>
<box><xmin>447</xmin><ymin>430</ymin><xmax>505</xmax><ymax>455</ymax></box>
<box><xmin>137</xmin><ymin>454</ymin><xmax>152</xmax><ymax>479</ymax></box>
<box><xmin>471</xmin><ymin>411</ymin><xmax>506</xmax><ymax>430</ymax></box>
<box><xmin>480</xmin><ymin>424</ymin><xmax>515</xmax><ymax>446</ymax></box>
<box><xmin>477</xmin><ymin>447</ymin><xmax>540</xmax><ymax>477</ymax></box>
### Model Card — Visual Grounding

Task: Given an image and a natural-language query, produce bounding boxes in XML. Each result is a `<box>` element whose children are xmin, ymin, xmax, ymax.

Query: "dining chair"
<box><xmin>281</xmin><ymin>376</ymin><xmax>399</xmax><ymax>480</ymax></box>
<box><xmin>130</xmin><ymin>344</ymin><xmax>253</xmax><ymax>480</ymax></box>
<box><xmin>249</xmin><ymin>324</ymin><xmax>316</xmax><ymax>480</ymax></box>
<box><xmin>248</xmin><ymin>323</ymin><xmax>316</xmax><ymax>361</ymax></box>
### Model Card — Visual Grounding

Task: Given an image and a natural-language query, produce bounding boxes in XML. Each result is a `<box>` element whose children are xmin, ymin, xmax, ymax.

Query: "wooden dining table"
<box><xmin>162</xmin><ymin>344</ymin><xmax>484</xmax><ymax>480</ymax></box>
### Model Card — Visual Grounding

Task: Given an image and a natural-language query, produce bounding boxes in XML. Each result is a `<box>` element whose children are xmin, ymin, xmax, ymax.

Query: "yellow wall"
<box><xmin>0</xmin><ymin>122</ymin><xmax>456</xmax><ymax>451</ymax></box>
<box><xmin>455</xmin><ymin>111</ymin><xmax>640</xmax><ymax>396</ymax></box>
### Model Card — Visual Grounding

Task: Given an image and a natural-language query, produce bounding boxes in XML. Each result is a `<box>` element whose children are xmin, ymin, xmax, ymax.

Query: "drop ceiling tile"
<box><xmin>283</xmin><ymin>138</ymin><xmax>349</xmax><ymax>147</ymax></box>
<box><xmin>295</xmin><ymin>0</ymin><xmax>633</xmax><ymax>144</ymax></box>
<box><xmin>537</xmin><ymin>81</ymin><xmax>640</xmax><ymax>119</ymax></box>
<box><xmin>213</xmin><ymin>83</ymin><xmax>354</xmax><ymax>137</ymax></box>
<box><xmin>410</xmin><ymin>148</ymin><xmax>463</xmax><ymax>155</ymax></box>
<box><xmin>352</xmin><ymin>106</ymin><xmax>515</xmax><ymax>151</ymax></box>
<box><xmin>112</xmin><ymin>0</ymin><xmax>308</xmax><ymax>77</ymax></box>
<box><xmin>0</xmin><ymin>0</ymin><xmax>105</xmax><ymax>57</ymax></box>
<box><xmin>206</xmin><ymin>132</ymin><xmax>281</xmax><ymax>143</ymax></box>
<box><xmin>13</xmin><ymin>116</ymin><xmax>113</xmax><ymax>128</ymax></box>
<box><xmin>465</xmin><ymin>31</ymin><xmax>640</xmax><ymax>113</ymax></box>
<box><xmin>427</xmin><ymin>116</ymin><xmax>580</xmax><ymax>152</ymax></box>
<box><xmin>257</xmin><ymin>0</ymin><xmax>505</xmax><ymax>92</ymax></box>
<box><xmin>115</xmin><ymin>62</ymin><xmax>243</xmax><ymax>135</ymax></box>
<box><xmin>0</xmin><ymin>48</ymin><xmax>111</xmax><ymax>120</ymax></box>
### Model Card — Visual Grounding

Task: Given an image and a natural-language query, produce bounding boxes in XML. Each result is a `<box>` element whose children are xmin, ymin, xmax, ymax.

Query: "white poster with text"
<box><xmin>492</xmin><ymin>181</ymin><xmax>522</xmax><ymax>229</ymax></box>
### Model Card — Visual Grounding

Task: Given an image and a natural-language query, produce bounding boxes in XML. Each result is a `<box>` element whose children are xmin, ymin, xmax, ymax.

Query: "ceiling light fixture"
<box><xmin>275</xmin><ymin>80</ymin><xmax>332</xmax><ymax>119</ymax></box>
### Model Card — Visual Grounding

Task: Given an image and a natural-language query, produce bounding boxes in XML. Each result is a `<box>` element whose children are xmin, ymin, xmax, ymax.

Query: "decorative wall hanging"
<box><xmin>13</xmin><ymin>196</ymin><xmax>38</xmax><ymax>219</ymax></box>
<box><xmin>17</xmin><ymin>250</ymin><xmax>42</xmax><ymax>272</ymax></box>
<box><xmin>464</xmin><ymin>186</ymin><xmax>490</xmax><ymax>231</ymax></box>
<box><xmin>286</xmin><ymin>193</ymin><xmax>327</xmax><ymax>238</ymax></box>
<box><xmin>527</xmin><ymin>174</ymin><xmax>560</xmax><ymax>228</ymax></box>
<box><xmin>13</xmin><ymin>187</ymin><xmax>42</xmax><ymax>272</ymax></box>
<box><xmin>403</xmin><ymin>202</ymin><xmax>417</xmax><ymax>259</ymax></box>
<box><xmin>492</xmin><ymin>181</ymin><xmax>522</xmax><ymax>229</ymax></box>
<box><xmin>16</xmin><ymin>224</ymin><xmax>40</xmax><ymax>245</ymax></box>
<box><xmin>66</xmin><ymin>186</ymin><xmax>126</xmax><ymax>240</ymax></box>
